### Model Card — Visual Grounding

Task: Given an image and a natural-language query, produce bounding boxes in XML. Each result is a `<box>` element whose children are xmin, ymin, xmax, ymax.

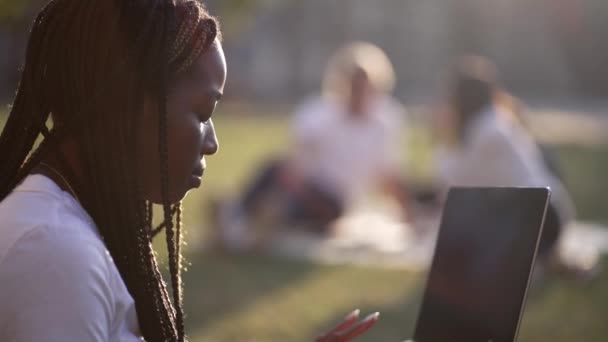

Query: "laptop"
<box><xmin>411</xmin><ymin>187</ymin><xmax>550</xmax><ymax>342</ymax></box>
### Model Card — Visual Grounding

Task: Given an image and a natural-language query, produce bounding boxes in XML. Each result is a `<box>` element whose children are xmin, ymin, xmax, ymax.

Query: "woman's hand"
<box><xmin>315</xmin><ymin>309</ymin><xmax>380</xmax><ymax>342</ymax></box>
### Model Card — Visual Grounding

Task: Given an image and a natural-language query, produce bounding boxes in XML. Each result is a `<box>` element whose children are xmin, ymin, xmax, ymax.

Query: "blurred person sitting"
<box><xmin>215</xmin><ymin>42</ymin><xmax>411</xmax><ymax>251</ymax></box>
<box><xmin>431</xmin><ymin>55</ymin><xmax>598</xmax><ymax>280</ymax></box>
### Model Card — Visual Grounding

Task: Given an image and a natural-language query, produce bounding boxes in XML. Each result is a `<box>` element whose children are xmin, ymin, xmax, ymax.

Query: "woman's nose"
<box><xmin>202</xmin><ymin>120</ymin><xmax>219</xmax><ymax>155</ymax></box>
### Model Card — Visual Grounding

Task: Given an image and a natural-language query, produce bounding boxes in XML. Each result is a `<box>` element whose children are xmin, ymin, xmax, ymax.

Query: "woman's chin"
<box><xmin>179</xmin><ymin>188</ymin><xmax>195</xmax><ymax>202</ymax></box>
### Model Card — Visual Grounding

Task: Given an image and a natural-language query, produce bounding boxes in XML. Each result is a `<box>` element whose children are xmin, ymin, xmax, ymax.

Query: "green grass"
<box><xmin>182</xmin><ymin>253</ymin><xmax>608</xmax><ymax>342</ymax></box>
<box><xmin>2</xmin><ymin>105</ymin><xmax>608</xmax><ymax>341</ymax></box>
<box><xmin>556</xmin><ymin>145</ymin><xmax>608</xmax><ymax>225</ymax></box>
<box><xmin>184</xmin><ymin>253</ymin><xmax>424</xmax><ymax>341</ymax></box>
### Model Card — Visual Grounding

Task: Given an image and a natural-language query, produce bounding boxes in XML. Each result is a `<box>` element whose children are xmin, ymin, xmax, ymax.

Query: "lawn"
<box><xmin>2</xmin><ymin>105</ymin><xmax>608</xmax><ymax>341</ymax></box>
<box><xmin>182</xmin><ymin>252</ymin><xmax>608</xmax><ymax>341</ymax></box>
<box><xmin>179</xmin><ymin>107</ymin><xmax>608</xmax><ymax>341</ymax></box>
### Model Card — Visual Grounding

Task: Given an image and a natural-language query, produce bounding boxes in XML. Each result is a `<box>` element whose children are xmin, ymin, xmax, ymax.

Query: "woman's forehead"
<box><xmin>189</xmin><ymin>41</ymin><xmax>225</xmax><ymax>86</ymax></box>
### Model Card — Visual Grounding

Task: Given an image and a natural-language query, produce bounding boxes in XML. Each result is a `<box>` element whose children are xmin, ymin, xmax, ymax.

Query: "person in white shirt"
<box><xmin>218</xmin><ymin>42</ymin><xmax>410</xmax><ymax>250</ymax></box>
<box><xmin>431</xmin><ymin>56</ymin><xmax>593</xmax><ymax>277</ymax></box>
<box><xmin>0</xmin><ymin>1</ymin><xmax>378</xmax><ymax>341</ymax></box>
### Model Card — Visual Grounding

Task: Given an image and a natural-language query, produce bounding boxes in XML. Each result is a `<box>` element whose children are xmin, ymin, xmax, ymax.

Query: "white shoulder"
<box><xmin>0</xmin><ymin>224</ymin><xmax>114</xmax><ymax>341</ymax></box>
<box><xmin>4</xmin><ymin>223</ymin><xmax>111</xmax><ymax>276</ymax></box>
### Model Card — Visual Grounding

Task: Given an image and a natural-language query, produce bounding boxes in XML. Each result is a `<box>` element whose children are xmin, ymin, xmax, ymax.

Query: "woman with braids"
<box><xmin>0</xmin><ymin>0</ymin><xmax>378</xmax><ymax>341</ymax></box>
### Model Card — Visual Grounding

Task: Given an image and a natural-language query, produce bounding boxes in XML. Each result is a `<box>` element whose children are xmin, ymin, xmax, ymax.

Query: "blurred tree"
<box><xmin>0</xmin><ymin>0</ymin><xmax>288</xmax><ymax>99</ymax></box>
<box><xmin>0</xmin><ymin>0</ymin><xmax>31</xmax><ymax>24</ymax></box>
<box><xmin>0</xmin><ymin>0</ymin><xmax>46</xmax><ymax>101</ymax></box>
<box><xmin>542</xmin><ymin>0</ymin><xmax>608</xmax><ymax>95</ymax></box>
<box><xmin>206</xmin><ymin>0</ymin><xmax>289</xmax><ymax>39</ymax></box>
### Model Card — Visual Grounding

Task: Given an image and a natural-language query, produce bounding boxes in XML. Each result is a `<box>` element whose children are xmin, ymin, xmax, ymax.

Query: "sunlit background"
<box><xmin>1</xmin><ymin>0</ymin><xmax>608</xmax><ymax>341</ymax></box>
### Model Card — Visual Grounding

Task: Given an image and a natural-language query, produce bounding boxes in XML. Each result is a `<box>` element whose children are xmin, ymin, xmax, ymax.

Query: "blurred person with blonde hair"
<box><xmin>216</xmin><ymin>41</ymin><xmax>411</xmax><ymax>251</ymax></box>
<box><xmin>432</xmin><ymin>55</ymin><xmax>598</xmax><ymax>280</ymax></box>
<box><xmin>321</xmin><ymin>41</ymin><xmax>396</xmax><ymax>103</ymax></box>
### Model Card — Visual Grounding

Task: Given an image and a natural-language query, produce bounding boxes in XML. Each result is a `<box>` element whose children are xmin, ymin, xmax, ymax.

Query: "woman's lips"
<box><xmin>192</xmin><ymin>167</ymin><xmax>204</xmax><ymax>177</ymax></box>
<box><xmin>190</xmin><ymin>167</ymin><xmax>204</xmax><ymax>188</ymax></box>
<box><xmin>190</xmin><ymin>174</ymin><xmax>202</xmax><ymax>188</ymax></box>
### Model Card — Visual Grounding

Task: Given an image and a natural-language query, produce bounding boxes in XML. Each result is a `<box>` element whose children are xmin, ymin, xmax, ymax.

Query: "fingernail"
<box><xmin>346</xmin><ymin>309</ymin><xmax>360</xmax><ymax>320</ymax></box>
<box><xmin>362</xmin><ymin>312</ymin><xmax>380</xmax><ymax>322</ymax></box>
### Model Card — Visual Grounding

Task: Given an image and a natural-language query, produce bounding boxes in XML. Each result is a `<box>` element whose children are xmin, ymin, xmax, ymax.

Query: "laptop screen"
<box><xmin>413</xmin><ymin>187</ymin><xmax>550</xmax><ymax>342</ymax></box>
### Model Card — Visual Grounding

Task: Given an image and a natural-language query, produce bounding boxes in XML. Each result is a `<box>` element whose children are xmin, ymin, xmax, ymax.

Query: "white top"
<box><xmin>435</xmin><ymin>106</ymin><xmax>575</xmax><ymax>222</ymax></box>
<box><xmin>290</xmin><ymin>95</ymin><xmax>406</xmax><ymax>205</ymax></box>
<box><xmin>0</xmin><ymin>175</ymin><xmax>143</xmax><ymax>341</ymax></box>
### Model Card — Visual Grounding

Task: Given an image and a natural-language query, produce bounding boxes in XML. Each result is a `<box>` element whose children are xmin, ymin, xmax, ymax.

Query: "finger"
<box><xmin>332</xmin><ymin>309</ymin><xmax>360</xmax><ymax>333</ymax></box>
<box><xmin>316</xmin><ymin>309</ymin><xmax>360</xmax><ymax>342</ymax></box>
<box><xmin>336</xmin><ymin>312</ymin><xmax>379</xmax><ymax>341</ymax></box>
<box><xmin>335</xmin><ymin>312</ymin><xmax>380</xmax><ymax>341</ymax></box>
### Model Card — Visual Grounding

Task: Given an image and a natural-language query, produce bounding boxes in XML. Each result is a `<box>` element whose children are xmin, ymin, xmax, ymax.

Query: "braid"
<box><xmin>0</xmin><ymin>0</ymin><xmax>59</xmax><ymax>199</ymax></box>
<box><xmin>175</xmin><ymin>203</ymin><xmax>184</xmax><ymax>268</ymax></box>
<box><xmin>173</xmin><ymin>202</ymin><xmax>185</xmax><ymax>337</ymax></box>
<box><xmin>10</xmin><ymin>128</ymin><xmax>62</xmax><ymax>191</ymax></box>
<box><xmin>158</xmin><ymin>75</ymin><xmax>185</xmax><ymax>339</ymax></box>
<box><xmin>146</xmin><ymin>201</ymin><xmax>154</xmax><ymax>232</ymax></box>
<box><xmin>0</xmin><ymin>1</ymin><xmax>220</xmax><ymax>341</ymax></box>
<box><xmin>151</xmin><ymin>204</ymin><xmax>179</xmax><ymax>238</ymax></box>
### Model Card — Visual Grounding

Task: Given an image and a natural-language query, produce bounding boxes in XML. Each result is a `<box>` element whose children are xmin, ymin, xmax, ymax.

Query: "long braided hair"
<box><xmin>0</xmin><ymin>0</ymin><xmax>220</xmax><ymax>341</ymax></box>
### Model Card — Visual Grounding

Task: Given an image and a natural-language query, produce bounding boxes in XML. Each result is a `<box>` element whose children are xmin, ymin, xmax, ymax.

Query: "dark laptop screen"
<box><xmin>413</xmin><ymin>187</ymin><xmax>550</xmax><ymax>342</ymax></box>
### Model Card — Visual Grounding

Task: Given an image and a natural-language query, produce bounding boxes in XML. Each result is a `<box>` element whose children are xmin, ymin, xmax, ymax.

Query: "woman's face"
<box><xmin>139</xmin><ymin>40</ymin><xmax>227</xmax><ymax>204</ymax></box>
